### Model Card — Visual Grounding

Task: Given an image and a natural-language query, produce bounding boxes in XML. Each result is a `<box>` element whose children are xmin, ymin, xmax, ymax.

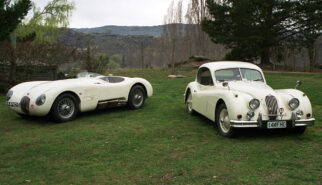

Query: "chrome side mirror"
<box><xmin>222</xmin><ymin>82</ymin><xmax>230</xmax><ymax>90</ymax></box>
<box><xmin>295</xmin><ymin>80</ymin><xmax>302</xmax><ymax>89</ymax></box>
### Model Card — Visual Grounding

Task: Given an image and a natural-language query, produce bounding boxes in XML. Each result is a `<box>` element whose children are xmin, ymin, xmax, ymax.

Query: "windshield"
<box><xmin>215</xmin><ymin>68</ymin><xmax>264</xmax><ymax>82</ymax></box>
<box><xmin>77</xmin><ymin>72</ymin><xmax>102</xmax><ymax>78</ymax></box>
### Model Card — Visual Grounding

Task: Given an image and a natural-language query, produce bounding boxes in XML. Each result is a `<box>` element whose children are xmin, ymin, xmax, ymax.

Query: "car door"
<box><xmin>193</xmin><ymin>67</ymin><xmax>215</xmax><ymax>116</ymax></box>
<box><xmin>97</xmin><ymin>77</ymin><xmax>129</xmax><ymax>101</ymax></box>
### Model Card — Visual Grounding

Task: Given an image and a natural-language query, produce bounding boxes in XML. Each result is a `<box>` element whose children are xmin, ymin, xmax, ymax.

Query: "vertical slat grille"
<box><xmin>20</xmin><ymin>96</ymin><xmax>30</xmax><ymax>114</ymax></box>
<box><xmin>265</xmin><ymin>95</ymin><xmax>278</xmax><ymax>119</ymax></box>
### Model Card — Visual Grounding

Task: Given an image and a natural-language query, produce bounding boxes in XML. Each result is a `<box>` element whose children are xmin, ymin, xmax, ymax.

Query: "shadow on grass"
<box><xmin>192</xmin><ymin>112</ymin><xmax>308</xmax><ymax>140</ymax></box>
<box><xmin>14</xmin><ymin>106</ymin><xmax>133</xmax><ymax>126</ymax></box>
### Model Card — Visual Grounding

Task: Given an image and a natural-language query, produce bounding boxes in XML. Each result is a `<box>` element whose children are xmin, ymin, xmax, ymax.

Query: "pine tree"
<box><xmin>0</xmin><ymin>0</ymin><xmax>32</xmax><ymax>41</ymax></box>
<box><xmin>202</xmin><ymin>0</ymin><xmax>322</xmax><ymax>65</ymax></box>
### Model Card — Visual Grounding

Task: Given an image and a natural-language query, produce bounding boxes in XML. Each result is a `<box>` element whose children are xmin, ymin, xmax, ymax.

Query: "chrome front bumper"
<box><xmin>230</xmin><ymin>113</ymin><xmax>315</xmax><ymax>128</ymax></box>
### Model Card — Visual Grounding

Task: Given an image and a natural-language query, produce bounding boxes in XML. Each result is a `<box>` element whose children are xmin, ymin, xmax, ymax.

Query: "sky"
<box><xmin>33</xmin><ymin>0</ymin><xmax>187</xmax><ymax>28</ymax></box>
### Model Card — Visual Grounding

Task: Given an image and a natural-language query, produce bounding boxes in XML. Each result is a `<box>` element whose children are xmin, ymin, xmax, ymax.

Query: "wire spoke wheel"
<box><xmin>187</xmin><ymin>93</ymin><xmax>193</xmax><ymax>112</ymax></box>
<box><xmin>57</xmin><ymin>98</ymin><xmax>75</xmax><ymax>119</ymax></box>
<box><xmin>132</xmin><ymin>89</ymin><xmax>144</xmax><ymax>107</ymax></box>
<box><xmin>128</xmin><ymin>85</ymin><xmax>146</xmax><ymax>109</ymax></box>
<box><xmin>219</xmin><ymin>108</ymin><xmax>230</xmax><ymax>133</ymax></box>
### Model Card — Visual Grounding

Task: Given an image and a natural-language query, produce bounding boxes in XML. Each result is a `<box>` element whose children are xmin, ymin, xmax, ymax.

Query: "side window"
<box><xmin>197</xmin><ymin>67</ymin><xmax>214</xmax><ymax>86</ymax></box>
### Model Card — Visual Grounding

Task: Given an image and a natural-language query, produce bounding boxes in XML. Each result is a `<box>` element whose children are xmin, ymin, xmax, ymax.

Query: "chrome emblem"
<box><xmin>279</xmin><ymin>108</ymin><xmax>284</xmax><ymax>114</ymax></box>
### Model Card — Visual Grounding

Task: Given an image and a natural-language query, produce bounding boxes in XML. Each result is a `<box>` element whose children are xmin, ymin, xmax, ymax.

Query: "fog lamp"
<box><xmin>296</xmin><ymin>110</ymin><xmax>303</xmax><ymax>119</ymax></box>
<box><xmin>247</xmin><ymin>111</ymin><xmax>255</xmax><ymax>119</ymax></box>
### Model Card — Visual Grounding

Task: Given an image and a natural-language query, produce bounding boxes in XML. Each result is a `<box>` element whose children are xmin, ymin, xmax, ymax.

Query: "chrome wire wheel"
<box><xmin>132</xmin><ymin>88</ymin><xmax>144</xmax><ymax>107</ymax></box>
<box><xmin>187</xmin><ymin>93</ymin><xmax>193</xmax><ymax>113</ymax></box>
<box><xmin>57</xmin><ymin>98</ymin><xmax>75</xmax><ymax>119</ymax></box>
<box><xmin>219</xmin><ymin>108</ymin><xmax>231</xmax><ymax>134</ymax></box>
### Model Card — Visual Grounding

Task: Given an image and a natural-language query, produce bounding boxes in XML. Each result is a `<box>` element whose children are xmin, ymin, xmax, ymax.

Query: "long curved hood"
<box><xmin>11</xmin><ymin>78</ymin><xmax>100</xmax><ymax>97</ymax></box>
<box><xmin>228</xmin><ymin>81</ymin><xmax>276</xmax><ymax>99</ymax></box>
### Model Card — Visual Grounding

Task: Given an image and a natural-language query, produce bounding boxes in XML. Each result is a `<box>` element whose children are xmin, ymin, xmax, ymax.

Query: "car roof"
<box><xmin>200</xmin><ymin>61</ymin><xmax>262</xmax><ymax>72</ymax></box>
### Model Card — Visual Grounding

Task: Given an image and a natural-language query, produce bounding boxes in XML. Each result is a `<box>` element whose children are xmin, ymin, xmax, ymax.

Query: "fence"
<box><xmin>0</xmin><ymin>64</ymin><xmax>58</xmax><ymax>93</ymax></box>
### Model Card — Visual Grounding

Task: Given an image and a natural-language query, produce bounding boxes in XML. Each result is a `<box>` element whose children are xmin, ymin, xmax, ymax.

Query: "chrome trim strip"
<box><xmin>294</xmin><ymin>118</ymin><xmax>315</xmax><ymax>127</ymax></box>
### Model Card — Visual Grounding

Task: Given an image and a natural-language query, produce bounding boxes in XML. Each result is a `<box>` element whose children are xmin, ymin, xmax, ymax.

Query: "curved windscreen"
<box><xmin>77</xmin><ymin>72</ymin><xmax>102</xmax><ymax>78</ymax></box>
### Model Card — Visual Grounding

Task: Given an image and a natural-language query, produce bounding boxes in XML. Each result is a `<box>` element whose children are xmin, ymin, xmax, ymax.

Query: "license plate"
<box><xmin>7</xmin><ymin>102</ymin><xmax>19</xmax><ymax>107</ymax></box>
<box><xmin>267</xmin><ymin>121</ymin><xmax>287</xmax><ymax>129</ymax></box>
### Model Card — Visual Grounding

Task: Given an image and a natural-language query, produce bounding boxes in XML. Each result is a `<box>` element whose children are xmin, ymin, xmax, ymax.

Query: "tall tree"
<box><xmin>0</xmin><ymin>0</ymin><xmax>31</xmax><ymax>41</ymax></box>
<box><xmin>15</xmin><ymin>0</ymin><xmax>75</xmax><ymax>43</ymax></box>
<box><xmin>202</xmin><ymin>0</ymin><xmax>322</xmax><ymax>65</ymax></box>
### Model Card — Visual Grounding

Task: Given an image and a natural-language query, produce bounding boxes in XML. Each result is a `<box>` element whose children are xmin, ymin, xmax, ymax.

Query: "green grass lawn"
<box><xmin>0</xmin><ymin>70</ymin><xmax>321</xmax><ymax>185</ymax></box>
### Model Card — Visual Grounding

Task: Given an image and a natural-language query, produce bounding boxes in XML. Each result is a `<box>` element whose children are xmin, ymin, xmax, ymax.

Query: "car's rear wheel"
<box><xmin>186</xmin><ymin>91</ymin><xmax>196</xmax><ymax>115</ymax></box>
<box><xmin>291</xmin><ymin>126</ymin><xmax>307</xmax><ymax>135</ymax></box>
<box><xmin>128</xmin><ymin>85</ymin><xmax>146</xmax><ymax>109</ymax></box>
<box><xmin>216</xmin><ymin>103</ymin><xmax>236</xmax><ymax>137</ymax></box>
<box><xmin>51</xmin><ymin>93</ymin><xmax>79</xmax><ymax>123</ymax></box>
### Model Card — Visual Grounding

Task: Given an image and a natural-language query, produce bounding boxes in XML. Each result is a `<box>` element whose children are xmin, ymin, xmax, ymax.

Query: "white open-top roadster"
<box><xmin>185</xmin><ymin>62</ymin><xmax>315</xmax><ymax>137</ymax></box>
<box><xmin>6</xmin><ymin>72</ymin><xmax>153</xmax><ymax>122</ymax></box>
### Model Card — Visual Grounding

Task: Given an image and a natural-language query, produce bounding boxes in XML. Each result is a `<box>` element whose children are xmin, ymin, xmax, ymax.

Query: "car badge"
<box><xmin>268</xmin><ymin>107</ymin><xmax>273</xmax><ymax>113</ymax></box>
<box><xmin>279</xmin><ymin>108</ymin><xmax>284</xmax><ymax>114</ymax></box>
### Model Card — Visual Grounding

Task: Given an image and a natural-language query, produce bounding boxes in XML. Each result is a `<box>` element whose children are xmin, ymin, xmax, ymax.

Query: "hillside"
<box><xmin>72</xmin><ymin>24</ymin><xmax>187</xmax><ymax>37</ymax></box>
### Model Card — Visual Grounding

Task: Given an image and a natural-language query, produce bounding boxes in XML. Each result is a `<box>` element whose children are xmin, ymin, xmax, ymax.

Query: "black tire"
<box><xmin>215</xmin><ymin>103</ymin><xmax>236</xmax><ymax>138</ymax></box>
<box><xmin>51</xmin><ymin>93</ymin><xmax>79</xmax><ymax>123</ymax></box>
<box><xmin>291</xmin><ymin>127</ymin><xmax>307</xmax><ymax>135</ymax></box>
<box><xmin>186</xmin><ymin>91</ymin><xmax>196</xmax><ymax>115</ymax></box>
<box><xmin>128</xmin><ymin>85</ymin><xmax>146</xmax><ymax>109</ymax></box>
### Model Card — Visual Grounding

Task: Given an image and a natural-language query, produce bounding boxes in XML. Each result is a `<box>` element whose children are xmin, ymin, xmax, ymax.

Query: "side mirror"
<box><xmin>222</xmin><ymin>82</ymin><xmax>229</xmax><ymax>87</ymax></box>
<box><xmin>222</xmin><ymin>82</ymin><xmax>230</xmax><ymax>90</ymax></box>
<box><xmin>295</xmin><ymin>80</ymin><xmax>302</xmax><ymax>89</ymax></box>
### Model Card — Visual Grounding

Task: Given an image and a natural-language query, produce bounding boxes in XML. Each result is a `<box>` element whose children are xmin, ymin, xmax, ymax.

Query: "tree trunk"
<box><xmin>9</xmin><ymin>33</ymin><xmax>17</xmax><ymax>86</ymax></box>
<box><xmin>260</xmin><ymin>48</ymin><xmax>270</xmax><ymax>66</ymax></box>
<box><xmin>308</xmin><ymin>47</ymin><xmax>314</xmax><ymax>72</ymax></box>
<box><xmin>171</xmin><ymin>39</ymin><xmax>176</xmax><ymax>75</ymax></box>
<box><xmin>140</xmin><ymin>42</ymin><xmax>144</xmax><ymax>69</ymax></box>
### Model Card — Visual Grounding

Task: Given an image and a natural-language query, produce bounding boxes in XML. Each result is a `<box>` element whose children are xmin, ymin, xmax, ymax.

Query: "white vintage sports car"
<box><xmin>184</xmin><ymin>62</ymin><xmax>315</xmax><ymax>137</ymax></box>
<box><xmin>6</xmin><ymin>72</ymin><xmax>153</xmax><ymax>123</ymax></box>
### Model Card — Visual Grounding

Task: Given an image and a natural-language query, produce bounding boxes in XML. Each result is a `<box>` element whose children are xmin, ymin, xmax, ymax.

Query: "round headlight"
<box><xmin>6</xmin><ymin>90</ymin><xmax>13</xmax><ymax>101</ymax></box>
<box><xmin>288</xmin><ymin>98</ymin><xmax>299</xmax><ymax>110</ymax></box>
<box><xmin>249</xmin><ymin>99</ymin><xmax>260</xmax><ymax>110</ymax></box>
<box><xmin>36</xmin><ymin>94</ymin><xmax>46</xmax><ymax>106</ymax></box>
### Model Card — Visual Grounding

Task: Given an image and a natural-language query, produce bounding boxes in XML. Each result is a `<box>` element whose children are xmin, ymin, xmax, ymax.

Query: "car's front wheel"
<box><xmin>128</xmin><ymin>85</ymin><xmax>146</xmax><ymax>109</ymax></box>
<box><xmin>51</xmin><ymin>93</ymin><xmax>79</xmax><ymax>123</ymax></box>
<box><xmin>216</xmin><ymin>103</ymin><xmax>236</xmax><ymax>137</ymax></box>
<box><xmin>186</xmin><ymin>91</ymin><xmax>196</xmax><ymax>115</ymax></box>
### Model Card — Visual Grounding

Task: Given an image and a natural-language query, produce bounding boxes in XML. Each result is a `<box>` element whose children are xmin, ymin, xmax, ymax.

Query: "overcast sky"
<box><xmin>33</xmin><ymin>0</ymin><xmax>187</xmax><ymax>28</ymax></box>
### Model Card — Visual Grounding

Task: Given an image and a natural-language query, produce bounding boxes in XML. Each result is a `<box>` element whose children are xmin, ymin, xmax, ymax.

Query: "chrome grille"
<box><xmin>265</xmin><ymin>95</ymin><xmax>278</xmax><ymax>119</ymax></box>
<box><xmin>20</xmin><ymin>96</ymin><xmax>30</xmax><ymax>114</ymax></box>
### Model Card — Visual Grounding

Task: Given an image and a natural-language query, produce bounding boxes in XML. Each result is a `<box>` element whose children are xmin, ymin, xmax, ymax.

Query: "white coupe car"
<box><xmin>6</xmin><ymin>72</ymin><xmax>153</xmax><ymax>122</ymax></box>
<box><xmin>184</xmin><ymin>62</ymin><xmax>315</xmax><ymax>137</ymax></box>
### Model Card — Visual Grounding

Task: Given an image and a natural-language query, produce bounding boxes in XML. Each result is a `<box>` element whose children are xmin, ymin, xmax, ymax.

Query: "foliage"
<box><xmin>15</xmin><ymin>0</ymin><xmax>75</xmax><ymax>43</ymax></box>
<box><xmin>0</xmin><ymin>0</ymin><xmax>31</xmax><ymax>41</ymax></box>
<box><xmin>0</xmin><ymin>70</ymin><xmax>321</xmax><ymax>184</ymax></box>
<box><xmin>107</xmin><ymin>60</ymin><xmax>120</xmax><ymax>69</ymax></box>
<box><xmin>202</xmin><ymin>0</ymin><xmax>322</xmax><ymax>64</ymax></box>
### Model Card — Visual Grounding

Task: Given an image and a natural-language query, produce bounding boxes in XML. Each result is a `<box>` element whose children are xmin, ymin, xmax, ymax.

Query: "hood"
<box><xmin>12</xmin><ymin>78</ymin><xmax>100</xmax><ymax>97</ymax></box>
<box><xmin>227</xmin><ymin>81</ymin><xmax>276</xmax><ymax>99</ymax></box>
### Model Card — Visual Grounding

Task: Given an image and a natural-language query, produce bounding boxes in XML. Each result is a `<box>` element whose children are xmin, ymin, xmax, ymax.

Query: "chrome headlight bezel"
<box><xmin>6</xmin><ymin>90</ymin><xmax>13</xmax><ymax>101</ymax></box>
<box><xmin>249</xmin><ymin>99</ymin><xmax>260</xmax><ymax>110</ymax></box>
<box><xmin>36</xmin><ymin>94</ymin><xmax>46</xmax><ymax>106</ymax></box>
<box><xmin>288</xmin><ymin>98</ymin><xmax>299</xmax><ymax>110</ymax></box>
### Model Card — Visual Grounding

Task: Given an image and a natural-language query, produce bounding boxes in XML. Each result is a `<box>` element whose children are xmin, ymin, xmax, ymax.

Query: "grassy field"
<box><xmin>0</xmin><ymin>70</ymin><xmax>321</xmax><ymax>185</ymax></box>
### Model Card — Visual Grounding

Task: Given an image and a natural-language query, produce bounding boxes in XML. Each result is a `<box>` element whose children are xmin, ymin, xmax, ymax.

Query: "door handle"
<box><xmin>194</xmin><ymin>90</ymin><xmax>197</xmax><ymax>93</ymax></box>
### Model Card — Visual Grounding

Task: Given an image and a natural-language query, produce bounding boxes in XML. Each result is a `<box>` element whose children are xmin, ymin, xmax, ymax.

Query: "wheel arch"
<box><xmin>130</xmin><ymin>83</ymin><xmax>148</xmax><ymax>98</ymax></box>
<box><xmin>184</xmin><ymin>88</ymin><xmax>191</xmax><ymax>103</ymax></box>
<box><xmin>50</xmin><ymin>91</ymin><xmax>81</xmax><ymax>113</ymax></box>
<box><xmin>215</xmin><ymin>99</ymin><xmax>225</xmax><ymax>120</ymax></box>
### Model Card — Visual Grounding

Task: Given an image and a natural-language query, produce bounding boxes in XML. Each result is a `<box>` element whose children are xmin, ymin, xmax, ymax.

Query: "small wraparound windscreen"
<box><xmin>240</xmin><ymin>68</ymin><xmax>264</xmax><ymax>82</ymax></box>
<box><xmin>215</xmin><ymin>68</ymin><xmax>263</xmax><ymax>82</ymax></box>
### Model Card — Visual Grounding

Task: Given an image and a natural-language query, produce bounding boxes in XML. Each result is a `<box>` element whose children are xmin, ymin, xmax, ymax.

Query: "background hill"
<box><xmin>72</xmin><ymin>24</ymin><xmax>187</xmax><ymax>37</ymax></box>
